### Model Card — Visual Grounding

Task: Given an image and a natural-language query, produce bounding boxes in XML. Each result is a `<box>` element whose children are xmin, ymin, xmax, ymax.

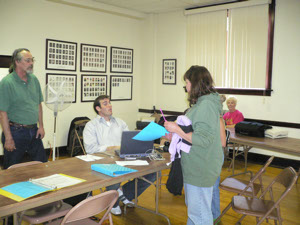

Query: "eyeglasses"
<box><xmin>23</xmin><ymin>57</ymin><xmax>35</xmax><ymax>63</ymax></box>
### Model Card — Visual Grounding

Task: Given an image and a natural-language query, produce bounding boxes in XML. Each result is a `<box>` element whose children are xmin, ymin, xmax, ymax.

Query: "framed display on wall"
<box><xmin>46</xmin><ymin>39</ymin><xmax>77</xmax><ymax>71</ymax></box>
<box><xmin>46</xmin><ymin>73</ymin><xmax>77</xmax><ymax>103</ymax></box>
<box><xmin>110</xmin><ymin>47</ymin><xmax>133</xmax><ymax>73</ymax></box>
<box><xmin>81</xmin><ymin>75</ymin><xmax>107</xmax><ymax>102</ymax></box>
<box><xmin>110</xmin><ymin>75</ymin><xmax>133</xmax><ymax>101</ymax></box>
<box><xmin>0</xmin><ymin>55</ymin><xmax>11</xmax><ymax>82</ymax></box>
<box><xmin>80</xmin><ymin>44</ymin><xmax>107</xmax><ymax>73</ymax></box>
<box><xmin>162</xmin><ymin>58</ymin><xmax>176</xmax><ymax>85</ymax></box>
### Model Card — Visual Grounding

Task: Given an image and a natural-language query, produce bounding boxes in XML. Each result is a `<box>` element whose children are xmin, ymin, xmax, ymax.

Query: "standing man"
<box><xmin>83</xmin><ymin>95</ymin><xmax>156</xmax><ymax>215</ymax></box>
<box><xmin>0</xmin><ymin>48</ymin><xmax>47</xmax><ymax>169</ymax></box>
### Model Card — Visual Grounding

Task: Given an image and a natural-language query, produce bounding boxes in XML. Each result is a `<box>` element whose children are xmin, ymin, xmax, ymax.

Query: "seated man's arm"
<box><xmin>83</xmin><ymin>122</ymin><xmax>109</xmax><ymax>154</ymax></box>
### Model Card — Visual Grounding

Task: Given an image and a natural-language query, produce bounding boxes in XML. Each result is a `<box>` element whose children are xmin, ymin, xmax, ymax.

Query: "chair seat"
<box><xmin>22</xmin><ymin>201</ymin><xmax>72</xmax><ymax>224</ymax></box>
<box><xmin>48</xmin><ymin>217</ymin><xmax>100</xmax><ymax>225</ymax></box>
<box><xmin>232</xmin><ymin>196</ymin><xmax>278</xmax><ymax>220</ymax></box>
<box><xmin>220</xmin><ymin>178</ymin><xmax>261</xmax><ymax>197</ymax></box>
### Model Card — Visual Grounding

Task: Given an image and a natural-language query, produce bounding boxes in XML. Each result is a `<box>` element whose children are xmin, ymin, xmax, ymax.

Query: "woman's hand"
<box><xmin>164</xmin><ymin>121</ymin><xmax>180</xmax><ymax>133</ymax></box>
<box><xmin>164</xmin><ymin>121</ymin><xmax>193</xmax><ymax>144</ymax></box>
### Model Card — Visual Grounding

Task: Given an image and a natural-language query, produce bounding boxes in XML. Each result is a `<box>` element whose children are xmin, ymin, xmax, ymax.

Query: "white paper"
<box><xmin>116</xmin><ymin>160</ymin><xmax>149</xmax><ymax>166</ymax></box>
<box><xmin>30</xmin><ymin>174</ymin><xmax>84</xmax><ymax>189</ymax></box>
<box><xmin>76</xmin><ymin>154</ymin><xmax>104</xmax><ymax>161</ymax></box>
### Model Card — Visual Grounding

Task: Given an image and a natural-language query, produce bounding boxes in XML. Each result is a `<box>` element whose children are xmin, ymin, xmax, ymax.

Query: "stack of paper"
<box><xmin>91</xmin><ymin>164</ymin><xmax>137</xmax><ymax>177</ymax></box>
<box><xmin>265</xmin><ymin>127</ymin><xmax>288</xmax><ymax>139</ymax></box>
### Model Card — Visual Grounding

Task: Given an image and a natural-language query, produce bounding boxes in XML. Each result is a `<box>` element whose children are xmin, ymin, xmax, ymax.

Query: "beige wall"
<box><xmin>0</xmin><ymin>0</ymin><xmax>299</xmax><ymax>160</ymax></box>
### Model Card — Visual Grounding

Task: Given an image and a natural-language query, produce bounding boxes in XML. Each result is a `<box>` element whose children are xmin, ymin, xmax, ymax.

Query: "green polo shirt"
<box><xmin>0</xmin><ymin>71</ymin><xmax>43</xmax><ymax>125</ymax></box>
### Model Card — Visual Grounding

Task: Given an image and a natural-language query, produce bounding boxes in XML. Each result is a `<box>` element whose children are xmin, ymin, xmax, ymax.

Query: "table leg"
<box><xmin>13</xmin><ymin>213</ymin><xmax>19</xmax><ymax>225</ymax></box>
<box><xmin>232</xmin><ymin>144</ymin><xmax>236</xmax><ymax>175</ymax></box>
<box><xmin>125</xmin><ymin>171</ymin><xmax>171</xmax><ymax>224</ymax></box>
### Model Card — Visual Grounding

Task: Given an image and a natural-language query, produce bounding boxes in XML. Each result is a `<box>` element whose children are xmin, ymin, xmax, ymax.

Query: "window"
<box><xmin>185</xmin><ymin>0</ymin><xmax>274</xmax><ymax>96</ymax></box>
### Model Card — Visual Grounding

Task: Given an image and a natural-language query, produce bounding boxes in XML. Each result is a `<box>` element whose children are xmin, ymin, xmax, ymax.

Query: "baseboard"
<box><xmin>231</xmin><ymin>150</ymin><xmax>299</xmax><ymax>170</ymax></box>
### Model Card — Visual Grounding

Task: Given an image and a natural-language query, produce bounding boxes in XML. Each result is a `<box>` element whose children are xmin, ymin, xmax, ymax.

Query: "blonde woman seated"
<box><xmin>223</xmin><ymin>96</ymin><xmax>244</xmax><ymax>128</ymax></box>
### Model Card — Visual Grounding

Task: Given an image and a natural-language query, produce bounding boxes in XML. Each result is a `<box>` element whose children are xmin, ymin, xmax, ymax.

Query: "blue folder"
<box><xmin>91</xmin><ymin>164</ymin><xmax>137</xmax><ymax>177</ymax></box>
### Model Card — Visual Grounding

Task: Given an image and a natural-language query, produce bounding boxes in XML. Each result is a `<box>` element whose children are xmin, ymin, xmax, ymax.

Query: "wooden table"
<box><xmin>228</xmin><ymin>128</ymin><xmax>300</xmax><ymax>174</ymax></box>
<box><xmin>0</xmin><ymin>153</ymin><xmax>170</xmax><ymax>224</ymax></box>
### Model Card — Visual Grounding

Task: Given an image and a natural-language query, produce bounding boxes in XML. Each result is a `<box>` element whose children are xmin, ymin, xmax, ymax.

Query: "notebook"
<box><xmin>91</xmin><ymin>164</ymin><xmax>137</xmax><ymax>177</ymax></box>
<box><xmin>115</xmin><ymin>131</ymin><xmax>154</xmax><ymax>158</ymax></box>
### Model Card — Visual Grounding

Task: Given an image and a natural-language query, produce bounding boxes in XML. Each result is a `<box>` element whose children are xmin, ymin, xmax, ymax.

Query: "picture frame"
<box><xmin>46</xmin><ymin>73</ymin><xmax>77</xmax><ymax>103</ymax></box>
<box><xmin>80</xmin><ymin>44</ymin><xmax>107</xmax><ymax>73</ymax></box>
<box><xmin>81</xmin><ymin>75</ymin><xmax>107</xmax><ymax>102</ymax></box>
<box><xmin>162</xmin><ymin>59</ymin><xmax>177</xmax><ymax>85</ymax></box>
<box><xmin>110</xmin><ymin>75</ymin><xmax>133</xmax><ymax>101</ymax></box>
<box><xmin>46</xmin><ymin>39</ymin><xmax>77</xmax><ymax>71</ymax></box>
<box><xmin>0</xmin><ymin>55</ymin><xmax>11</xmax><ymax>82</ymax></box>
<box><xmin>110</xmin><ymin>47</ymin><xmax>133</xmax><ymax>73</ymax></box>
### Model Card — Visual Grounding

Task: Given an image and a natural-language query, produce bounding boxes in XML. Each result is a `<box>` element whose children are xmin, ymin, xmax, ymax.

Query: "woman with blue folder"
<box><xmin>164</xmin><ymin>66</ymin><xmax>223</xmax><ymax>225</ymax></box>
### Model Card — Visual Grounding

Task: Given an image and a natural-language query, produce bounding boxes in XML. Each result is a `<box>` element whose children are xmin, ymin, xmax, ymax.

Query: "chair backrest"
<box><xmin>8</xmin><ymin>161</ymin><xmax>42</xmax><ymax>169</ymax></box>
<box><xmin>225</xmin><ymin>129</ymin><xmax>231</xmax><ymax>146</ymax></box>
<box><xmin>60</xmin><ymin>190</ymin><xmax>118</xmax><ymax>224</ymax></box>
<box><xmin>74</xmin><ymin>120</ymin><xmax>89</xmax><ymax>130</ymax></box>
<box><xmin>257</xmin><ymin>167</ymin><xmax>298</xmax><ymax>223</ymax></box>
<box><xmin>260</xmin><ymin>166</ymin><xmax>298</xmax><ymax>201</ymax></box>
<box><xmin>250</xmin><ymin>156</ymin><xmax>274</xmax><ymax>181</ymax></box>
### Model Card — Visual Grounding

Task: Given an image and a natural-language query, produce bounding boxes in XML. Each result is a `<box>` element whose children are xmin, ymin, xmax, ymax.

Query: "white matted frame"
<box><xmin>110</xmin><ymin>47</ymin><xmax>133</xmax><ymax>73</ymax></box>
<box><xmin>46</xmin><ymin>73</ymin><xmax>77</xmax><ymax>103</ymax></box>
<box><xmin>110</xmin><ymin>75</ymin><xmax>132</xmax><ymax>101</ymax></box>
<box><xmin>46</xmin><ymin>39</ymin><xmax>77</xmax><ymax>71</ymax></box>
<box><xmin>80</xmin><ymin>44</ymin><xmax>107</xmax><ymax>73</ymax></box>
<box><xmin>81</xmin><ymin>75</ymin><xmax>107</xmax><ymax>102</ymax></box>
<box><xmin>162</xmin><ymin>59</ymin><xmax>176</xmax><ymax>85</ymax></box>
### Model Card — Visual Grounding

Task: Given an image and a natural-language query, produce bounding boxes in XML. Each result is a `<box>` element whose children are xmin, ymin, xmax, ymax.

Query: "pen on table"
<box><xmin>160</xmin><ymin>108</ymin><xmax>167</xmax><ymax>122</ymax></box>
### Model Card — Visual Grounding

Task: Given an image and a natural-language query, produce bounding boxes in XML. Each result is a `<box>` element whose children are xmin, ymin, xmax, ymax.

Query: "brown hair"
<box><xmin>184</xmin><ymin>66</ymin><xmax>216</xmax><ymax>105</ymax></box>
<box><xmin>93</xmin><ymin>95</ymin><xmax>110</xmax><ymax>114</ymax></box>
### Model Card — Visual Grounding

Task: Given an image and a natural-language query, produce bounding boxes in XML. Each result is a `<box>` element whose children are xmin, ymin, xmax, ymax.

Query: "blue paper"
<box><xmin>91</xmin><ymin>164</ymin><xmax>137</xmax><ymax>177</ymax></box>
<box><xmin>1</xmin><ymin>181</ymin><xmax>51</xmax><ymax>199</ymax></box>
<box><xmin>133</xmin><ymin>122</ymin><xmax>169</xmax><ymax>141</ymax></box>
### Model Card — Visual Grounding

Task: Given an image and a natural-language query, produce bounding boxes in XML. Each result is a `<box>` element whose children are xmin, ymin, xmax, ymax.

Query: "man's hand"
<box><xmin>4</xmin><ymin>138</ymin><xmax>16</xmax><ymax>152</ymax></box>
<box><xmin>36</xmin><ymin>127</ymin><xmax>45</xmax><ymax>139</ymax></box>
<box><xmin>162</xmin><ymin>133</ymin><xmax>172</xmax><ymax>141</ymax></box>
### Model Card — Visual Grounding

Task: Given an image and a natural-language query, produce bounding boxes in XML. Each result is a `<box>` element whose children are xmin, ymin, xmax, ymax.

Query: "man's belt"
<box><xmin>9</xmin><ymin>121</ymin><xmax>37</xmax><ymax>129</ymax></box>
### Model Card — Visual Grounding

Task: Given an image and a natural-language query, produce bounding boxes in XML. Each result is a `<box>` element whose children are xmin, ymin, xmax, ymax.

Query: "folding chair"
<box><xmin>47</xmin><ymin>190</ymin><xmax>118</xmax><ymax>225</ymax></box>
<box><xmin>70</xmin><ymin>119</ymin><xmax>89</xmax><ymax>156</ymax></box>
<box><xmin>232</xmin><ymin>167</ymin><xmax>298</xmax><ymax>225</ymax></box>
<box><xmin>8</xmin><ymin>161</ymin><xmax>72</xmax><ymax>225</ymax></box>
<box><xmin>214</xmin><ymin>156</ymin><xmax>275</xmax><ymax>224</ymax></box>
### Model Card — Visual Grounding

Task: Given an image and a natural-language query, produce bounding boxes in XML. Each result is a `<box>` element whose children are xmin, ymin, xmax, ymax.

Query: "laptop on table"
<box><xmin>115</xmin><ymin>131</ymin><xmax>154</xmax><ymax>158</ymax></box>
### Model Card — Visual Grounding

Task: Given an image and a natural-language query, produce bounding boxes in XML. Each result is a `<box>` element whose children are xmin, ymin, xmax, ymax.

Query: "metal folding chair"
<box><xmin>232</xmin><ymin>167</ymin><xmax>298</xmax><ymax>225</ymax></box>
<box><xmin>214</xmin><ymin>156</ymin><xmax>275</xmax><ymax>224</ymax></box>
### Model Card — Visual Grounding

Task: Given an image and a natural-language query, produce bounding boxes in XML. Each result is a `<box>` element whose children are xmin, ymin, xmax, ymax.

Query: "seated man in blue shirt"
<box><xmin>83</xmin><ymin>95</ymin><xmax>156</xmax><ymax>215</ymax></box>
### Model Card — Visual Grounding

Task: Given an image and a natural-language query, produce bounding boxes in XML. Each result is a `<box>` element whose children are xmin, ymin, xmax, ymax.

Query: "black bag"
<box><xmin>166</xmin><ymin>153</ymin><xmax>183</xmax><ymax>196</ymax></box>
<box><xmin>235</xmin><ymin>121</ymin><xmax>272</xmax><ymax>137</ymax></box>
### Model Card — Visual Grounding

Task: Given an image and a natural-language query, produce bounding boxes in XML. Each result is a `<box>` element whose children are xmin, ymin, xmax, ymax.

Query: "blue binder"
<box><xmin>91</xmin><ymin>164</ymin><xmax>137</xmax><ymax>177</ymax></box>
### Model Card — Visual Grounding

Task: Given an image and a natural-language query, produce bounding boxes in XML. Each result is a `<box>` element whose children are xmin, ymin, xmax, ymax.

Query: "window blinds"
<box><xmin>186</xmin><ymin>3</ymin><xmax>269</xmax><ymax>89</ymax></box>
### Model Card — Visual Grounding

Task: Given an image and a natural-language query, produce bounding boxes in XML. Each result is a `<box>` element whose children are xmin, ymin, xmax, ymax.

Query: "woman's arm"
<box><xmin>220</xmin><ymin>118</ymin><xmax>226</xmax><ymax>147</ymax></box>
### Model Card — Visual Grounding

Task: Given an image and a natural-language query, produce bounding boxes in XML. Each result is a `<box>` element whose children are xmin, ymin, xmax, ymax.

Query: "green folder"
<box><xmin>91</xmin><ymin>164</ymin><xmax>137</xmax><ymax>177</ymax></box>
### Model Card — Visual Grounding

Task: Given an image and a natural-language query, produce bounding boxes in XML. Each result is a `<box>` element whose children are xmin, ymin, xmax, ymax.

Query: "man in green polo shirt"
<box><xmin>0</xmin><ymin>48</ymin><xmax>47</xmax><ymax>169</ymax></box>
